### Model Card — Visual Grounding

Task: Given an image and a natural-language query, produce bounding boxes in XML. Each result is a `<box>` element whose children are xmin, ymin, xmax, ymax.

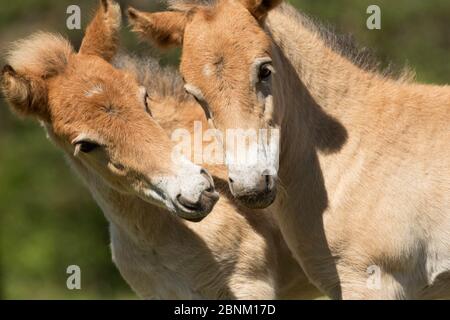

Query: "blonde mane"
<box><xmin>271</xmin><ymin>3</ymin><xmax>415</xmax><ymax>82</ymax></box>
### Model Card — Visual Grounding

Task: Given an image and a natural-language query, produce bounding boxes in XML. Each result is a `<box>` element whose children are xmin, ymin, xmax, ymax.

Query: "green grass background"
<box><xmin>0</xmin><ymin>0</ymin><xmax>449</xmax><ymax>299</ymax></box>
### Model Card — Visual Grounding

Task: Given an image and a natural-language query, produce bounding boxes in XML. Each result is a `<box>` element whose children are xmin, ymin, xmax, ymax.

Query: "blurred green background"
<box><xmin>0</xmin><ymin>0</ymin><xmax>449</xmax><ymax>299</ymax></box>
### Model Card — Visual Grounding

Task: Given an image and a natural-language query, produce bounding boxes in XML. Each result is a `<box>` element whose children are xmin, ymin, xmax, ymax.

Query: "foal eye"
<box><xmin>191</xmin><ymin>94</ymin><xmax>201</xmax><ymax>104</ymax></box>
<box><xmin>78</xmin><ymin>141</ymin><xmax>99</xmax><ymax>153</ymax></box>
<box><xmin>259</xmin><ymin>63</ymin><xmax>272</xmax><ymax>82</ymax></box>
<box><xmin>144</xmin><ymin>92</ymin><xmax>153</xmax><ymax>117</ymax></box>
<box><xmin>184</xmin><ymin>84</ymin><xmax>205</xmax><ymax>103</ymax></box>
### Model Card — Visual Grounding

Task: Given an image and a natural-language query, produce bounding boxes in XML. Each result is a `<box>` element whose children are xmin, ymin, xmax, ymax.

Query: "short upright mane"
<box><xmin>5</xmin><ymin>32</ymin><xmax>73</xmax><ymax>77</ymax></box>
<box><xmin>273</xmin><ymin>4</ymin><xmax>414</xmax><ymax>81</ymax></box>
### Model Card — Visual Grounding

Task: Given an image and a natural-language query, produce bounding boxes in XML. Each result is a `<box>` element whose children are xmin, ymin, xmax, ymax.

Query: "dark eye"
<box><xmin>191</xmin><ymin>94</ymin><xmax>201</xmax><ymax>103</ymax></box>
<box><xmin>78</xmin><ymin>141</ymin><xmax>99</xmax><ymax>153</ymax></box>
<box><xmin>184</xmin><ymin>85</ymin><xmax>204</xmax><ymax>104</ymax></box>
<box><xmin>144</xmin><ymin>92</ymin><xmax>153</xmax><ymax>117</ymax></box>
<box><xmin>259</xmin><ymin>63</ymin><xmax>272</xmax><ymax>82</ymax></box>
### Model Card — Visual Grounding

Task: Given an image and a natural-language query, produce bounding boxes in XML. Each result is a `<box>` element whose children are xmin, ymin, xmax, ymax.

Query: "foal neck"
<box><xmin>266</xmin><ymin>4</ymin><xmax>382</xmax><ymax>121</ymax></box>
<box><xmin>266</xmin><ymin>4</ymin><xmax>395</xmax><ymax>191</ymax></box>
<box><xmin>64</xmin><ymin>153</ymin><xmax>172</xmax><ymax>247</ymax></box>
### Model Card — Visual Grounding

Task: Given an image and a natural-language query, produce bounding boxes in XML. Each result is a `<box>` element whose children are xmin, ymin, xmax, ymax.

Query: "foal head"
<box><xmin>128</xmin><ymin>0</ymin><xmax>282</xmax><ymax>209</ymax></box>
<box><xmin>1</xmin><ymin>0</ymin><xmax>218</xmax><ymax>221</ymax></box>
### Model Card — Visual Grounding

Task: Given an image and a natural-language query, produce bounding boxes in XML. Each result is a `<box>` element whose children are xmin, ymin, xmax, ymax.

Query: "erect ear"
<box><xmin>1</xmin><ymin>65</ymin><xmax>49</xmax><ymax>121</ymax></box>
<box><xmin>127</xmin><ymin>8</ymin><xmax>187</xmax><ymax>49</ymax></box>
<box><xmin>79</xmin><ymin>0</ymin><xmax>122</xmax><ymax>61</ymax></box>
<box><xmin>239</xmin><ymin>0</ymin><xmax>282</xmax><ymax>20</ymax></box>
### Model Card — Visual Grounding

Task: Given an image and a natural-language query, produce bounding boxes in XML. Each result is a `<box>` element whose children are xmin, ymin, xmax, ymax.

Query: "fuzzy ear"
<box><xmin>1</xmin><ymin>65</ymin><xmax>49</xmax><ymax>121</ymax></box>
<box><xmin>79</xmin><ymin>0</ymin><xmax>122</xmax><ymax>61</ymax></box>
<box><xmin>127</xmin><ymin>8</ymin><xmax>187</xmax><ymax>49</ymax></box>
<box><xmin>239</xmin><ymin>0</ymin><xmax>282</xmax><ymax>20</ymax></box>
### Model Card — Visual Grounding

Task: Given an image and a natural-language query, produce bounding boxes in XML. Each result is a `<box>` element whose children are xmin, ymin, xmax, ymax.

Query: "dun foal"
<box><xmin>129</xmin><ymin>0</ymin><xmax>450</xmax><ymax>299</ymax></box>
<box><xmin>2</xmin><ymin>0</ymin><xmax>320</xmax><ymax>299</ymax></box>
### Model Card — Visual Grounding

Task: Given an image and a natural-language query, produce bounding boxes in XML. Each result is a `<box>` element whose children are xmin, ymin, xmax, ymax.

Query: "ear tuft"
<box><xmin>127</xmin><ymin>7</ymin><xmax>139</xmax><ymax>20</ymax></box>
<box><xmin>128</xmin><ymin>8</ymin><xmax>187</xmax><ymax>49</ymax></box>
<box><xmin>6</xmin><ymin>32</ymin><xmax>73</xmax><ymax>79</ymax></box>
<box><xmin>240</xmin><ymin>0</ymin><xmax>282</xmax><ymax>20</ymax></box>
<box><xmin>2</xmin><ymin>64</ymin><xmax>14</xmax><ymax>75</ymax></box>
<box><xmin>3</xmin><ymin>32</ymin><xmax>71</xmax><ymax>121</ymax></box>
<box><xmin>101</xmin><ymin>0</ymin><xmax>109</xmax><ymax>12</ymax></box>
<box><xmin>79</xmin><ymin>0</ymin><xmax>122</xmax><ymax>61</ymax></box>
<box><xmin>1</xmin><ymin>65</ymin><xmax>49</xmax><ymax>120</ymax></box>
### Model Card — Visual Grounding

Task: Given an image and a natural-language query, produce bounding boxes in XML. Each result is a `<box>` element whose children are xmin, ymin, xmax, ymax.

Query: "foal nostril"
<box><xmin>229</xmin><ymin>177</ymin><xmax>234</xmax><ymax>184</ymax></box>
<box><xmin>176</xmin><ymin>194</ymin><xmax>202</xmax><ymax>211</ymax></box>
<box><xmin>204</xmin><ymin>183</ymin><xmax>215</xmax><ymax>193</ymax></box>
<box><xmin>200</xmin><ymin>168</ymin><xmax>215</xmax><ymax>192</ymax></box>
<box><xmin>202</xmin><ymin>189</ymin><xmax>215</xmax><ymax>198</ymax></box>
<box><xmin>201</xmin><ymin>188</ymin><xmax>219</xmax><ymax>205</ymax></box>
<box><xmin>176</xmin><ymin>189</ymin><xmax>219</xmax><ymax>213</ymax></box>
<box><xmin>262</xmin><ymin>174</ymin><xmax>275</xmax><ymax>192</ymax></box>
